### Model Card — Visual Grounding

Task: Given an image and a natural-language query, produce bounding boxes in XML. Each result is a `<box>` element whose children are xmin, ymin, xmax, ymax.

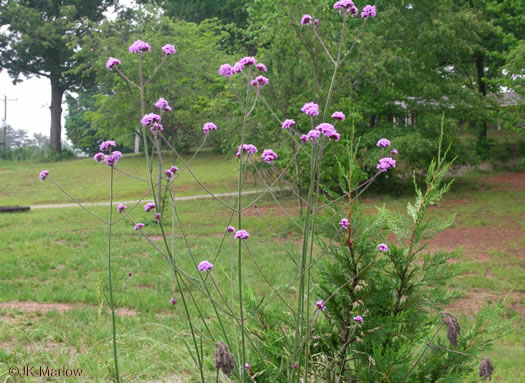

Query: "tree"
<box><xmin>65</xmin><ymin>89</ymin><xmax>102</xmax><ymax>155</ymax></box>
<box><xmin>0</xmin><ymin>0</ymin><xmax>116</xmax><ymax>152</ymax></box>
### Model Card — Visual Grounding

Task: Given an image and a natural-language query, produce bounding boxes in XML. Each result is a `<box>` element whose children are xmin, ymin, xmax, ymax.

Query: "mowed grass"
<box><xmin>0</xmin><ymin>155</ymin><xmax>523</xmax><ymax>381</ymax></box>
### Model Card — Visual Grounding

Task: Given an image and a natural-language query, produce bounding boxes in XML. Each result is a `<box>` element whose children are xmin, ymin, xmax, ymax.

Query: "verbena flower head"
<box><xmin>292</xmin><ymin>362</ymin><xmax>297</xmax><ymax>369</ymax></box>
<box><xmin>134</xmin><ymin>223</ymin><xmax>144</xmax><ymax>231</ymax></box>
<box><xmin>93</xmin><ymin>152</ymin><xmax>105</xmax><ymax>163</ymax></box>
<box><xmin>170</xmin><ymin>166</ymin><xmax>179</xmax><ymax>174</ymax></box>
<box><xmin>161</xmin><ymin>44</ymin><xmax>176</xmax><ymax>55</ymax></box>
<box><xmin>198</xmin><ymin>260</ymin><xmax>214</xmax><ymax>272</ymax></box>
<box><xmin>165</xmin><ymin>169</ymin><xmax>174</xmax><ymax>179</ymax></box>
<box><xmin>376</xmin><ymin>138</ymin><xmax>391</xmax><ymax>148</ymax></box>
<box><xmin>300</xmin><ymin>134</ymin><xmax>308</xmax><ymax>142</ymax></box>
<box><xmin>353</xmin><ymin>315</ymin><xmax>364</xmax><ymax>323</ymax></box>
<box><xmin>105</xmin><ymin>57</ymin><xmax>121</xmax><ymax>70</ymax></box>
<box><xmin>314</xmin><ymin>18</ymin><xmax>319</xmax><ymax>25</ymax></box>
<box><xmin>240</xmin><ymin>56</ymin><xmax>256</xmax><ymax>67</ymax></box>
<box><xmin>316</xmin><ymin>123</ymin><xmax>340</xmax><ymax>141</ymax></box>
<box><xmin>316</xmin><ymin>300</ymin><xmax>326</xmax><ymax>311</ymax></box>
<box><xmin>245</xmin><ymin>363</ymin><xmax>250</xmax><ymax>370</ymax></box>
<box><xmin>141</xmin><ymin>113</ymin><xmax>161</xmax><ymax>127</ymax></box>
<box><xmin>250</xmin><ymin>75</ymin><xmax>269</xmax><ymax>88</ymax></box>
<box><xmin>154</xmin><ymin>212</ymin><xmax>161</xmax><ymax>222</ymax></box>
<box><xmin>128</xmin><ymin>271</ymin><xmax>133</xmax><ymax>277</ymax></box>
<box><xmin>282</xmin><ymin>119</ymin><xmax>296</xmax><ymax>130</ymax></box>
<box><xmin>306</xmin><ymin>129</ymin><xmax>321</xmax><ymax>141</ymax></box>
<box><xmin>104</xmin><ymin>152</ymin><xmax>121</xmax><ymax>167</ymax></box>
<box><xmin>378</xmin><ymin>243</ymin><xmax>389</xmax><ymax>252</ymax></box>
<box><xmin>234</xmin><ymin>230</ymin><xmax>250</xmax><ymax>239</ymax></box>
<box><xmin>332</xmin><ymin>111</ymin><xmax>346</xmax><ymax>121</ymax></box>
<box><xmin>129</xmin><ymin>40</ymin><xmax>151</xmax><ymax>53</ymax></box>
<box><xmin>301</xmin><ymin>102</ymin><xmax>320</xmax><ymax>116</ymax></box>
<box><xmin>261</xmin><ymin>149</ymin><xmax>278</xmax><ymax>164</ymax></box>
<box><xmin>377</xmin><ymin>157</ymin><xmax>396</xmax><ymax>172</ymax></box>
<box><xmin>144</xmin><ymin>202</ymin><xmax>156</xmax><ymax>212</ymax></box>
<box><xmin>256</xmin><ymin>63</ymin><xmax>267</xmax><ymax>72</ymax></box>
<box><xmin>339</xmin><ymin>218</ymin><xmax>350</xmax><ymax>229</ymax></box>
<box><xmin>203</xmin><ymin>122</ymin><xmax>217</xmax><ymax>135</ymax></box>
<box><xmin>100</xmin><ymin>140</ymin><xmax>116</xmax><ymax>152</ymax></box>
<box><xmin>301</xmin><ymin>14</ymin><xmax>313</xmax><ymax>25</ymax></box>
<box><xmin>391</xmin><ymin>148</ymin><xmax>398</xmax><ymax>155</ymax></box>
<box><xmin>39</xmin><ymin>170</ymin><xmax>49</xmax><ymax>181</ymax></box>
<box><xmin>236</xmin><ymin>144</ymin><xmax>258</xmax><ymax>158</ymax></box>
<box><xmin>150</xmin><ymin>122</ymin><xmax>163</xmax><ymax>134</ymax></box>
<box><xmin>361</xmin><ymin>5</ymin><xmax>377</xmax><ymax>18</ymax></box>
<box><xmin>155</xmin><ymin>98</ymin><xmax>171</xmax><ymax>112</ymax></box>
<box><xmin>170</xmin><ymin>297</ymin><xmax>177</xmax><ymax>305</ymax></box>
<box><xmin>334</xmin><ymin>0</ymin><xmax>358</xmax><ymax>16</ymax></box>
<box><xmin>226</xmin><ymin>225</ymin><xmax>236</xmax><ymax>233</ymax></box>
<box><xmin>232</xmin><ymin>62</ymin><xmax>244</xmax><ymax>74</ymax></box>
<box><xmin>117</xmin><ymin>203</ymin><xmax>126</xmax><ymax>213</ymax></box>
<box><xmin>219</xmin><ymin>63</ymin><xmax>233</xmax><ymax>77</ymax></box>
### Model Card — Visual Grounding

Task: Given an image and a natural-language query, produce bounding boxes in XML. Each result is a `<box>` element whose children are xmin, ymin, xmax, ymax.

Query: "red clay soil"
<box><xmin>479</xmin><ymin>172</ymin><xmax>525</xmax><ymax>191</ymax></box>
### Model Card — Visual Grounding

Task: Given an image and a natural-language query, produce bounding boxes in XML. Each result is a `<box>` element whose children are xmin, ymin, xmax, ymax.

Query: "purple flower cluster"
<box><xmin>150</xmin><ymin>123</ymin><xmax>163</xmax><ymax>134</ymax></box>
<box><xmin>250</xmin><ymin>75</ymin><xmax>269</xmax><ymax>88</ymax></box>
<box><xmin>339</xmin><ymin>218</ymin><xmax>350</xmax><ymax>229</ymax></box>
<box><xmin>198</xmin><ymin>260</ymin><xmax>214</xmax><ymax>272</ymax></box>
<box><xmin>332</xmin><ymin>111</ymin><xmax>346</xmax><ymax>121</ymax></box>
<box><xmin>165</xmin><ymin>165</ymin><xmax>178</xmax><ymax>179</ymax></box>
<box><xmin>391</xmin><ymin>148</ymin><xmax>398</xmax><ymax>155</ymax></box>
<box><xmin>155</xmin><ymin>98</ymin><xmax>171</xmax><ymax>112</ymax></box>
<box><xmin>377</xmin><ymin>157</ymin><xmax>396</xmax><ymax>172</ymax></box>
<box><xmin>134</xmin><ymin>223</ymin><xmax>144</xmax><ymax>231</ymax></box>
<box><xmin>361</xmin><ymin>5</ymin><xmax>377</xmax><ymax>18</ymax></box>
<box><xmin>170</xmin><ymin>297</ymin><xmax>177</xmax><ymax>305</ymax></box>
<box><xmin>301</xmin><ymin>102</ymin><xmax>320</xmax><ymax>117</ymax></box>
<box><xmin>203</xmin><ymin>122</ymin><xmax>217</xmax><ymax>136</ymax></box>
<box><xmin>154</xmin><ymin>212</ymin><xmax>161</xmax><ymax>223</ymax></box>
<box><xmin>376</xmin><ymin>138</ymin><xmax>391</xmax><ymax>148</ymax></box>
<box><xmin>333</xmin><ymin>0</ymin><xmax>358</xmax><ymax>16</ymax></box>
<box><xmin>378</xmin><ymin>243</ymin><xmax>389</xmax><ymax>252</ymax></box>
<box><xmin>104</xmin><ymin>151</ymin><xmax>122</xmax><ymax>167</ymax></box>
<box><xmin>161</xmin><ymin>44</ymin><xmax>176</xmax><ymax>55</ymax></box>
<box><xmin>301</xmin><ymin>129</ymin><xmax>321</xmax><ymax>142</ymax></box>
<box><xmin>301</xmin><ymin>14</ymin><xmax>313</xmax><ymax>25</ymax></box>
<box><xmin>129</xmin><ymin>40</ymin><xmax>151</xmax><ymax>53</ymax></box>
<box><xmin>93</xmin><ymin>153</ymin><xmax>105</xmax><ymax>163</ymax></box>
<box><xmin>221</xmin><ymin>57</ymin><xmax>267</xmax><ymax>77</ymax></box>
<box><xmin>234</xmin><ymin>230</ymin><xmax>250</xmax><ymax>239</ymax></box>
<box><xmin>106</xmin><ymin>57</ymin><xmax>121</xmax><ymax>70</ymax></box>
<box><xmin>256</xmin><ymin>63</ymin><xmax>267</xmax><ymax>72</ymax></box>
<box><xmin>117</xmin><ymin>203</ymin><xmax>127</xmax><ymax>213</ymax></box>
<box><xmin>144</xmin><ymin>202</ymin><xmax>156</xmax><ymax>212</ymax></box>
<box><xmin>39</xmin><ymin>170</ymin><xmax>49</xmax><ymax>181</ymax></box>
<box><xmin>100</xmin><ymin>140</ymin><xmax>116</xmax><ymax>152</ymax></box>
<box><xmin>282</xmin><ymin>119</ymin><xmax>296</xmax><ymax>130</ymax></box>
<box><xmin>353</xmin><ymin>315</ymin><xmax>364</xmax><ymax>323</ymax></box>
<box><xmin>226</xmin><ymin>225</ymin><xmax>236</xmax><ymax>233</ymax></box>
<box><xmin>236</xmin><ymin>144</ymin><xmax>258</xmax><ymax>158</ymax></box>
<box><xmin>218</xmin><ymin>64</ymin><xmax>233</xmax><ymax>77</ymax></box>
<box><xmin>316</xmin><ymin>123</ymin><xmax>341</xmax><ymax>141</ymax></box>
<box><xmin>261</xmin><ymin>149</ymin><xmax>278</xmax><ymax>164</ymax></box>
<box><xmin>316</xmin><ymin>300</ymin><xmax>326</xmax><ymax>311</ymax></box>
<box><xmin>94</xmin><ymin>141</ymin><xmax>121</xmax><ymax>167</ymax></box>
<box><xmin>141</xmin><ymin>113</ymin><xmax>161</xmax><ymax>127</ymax></box>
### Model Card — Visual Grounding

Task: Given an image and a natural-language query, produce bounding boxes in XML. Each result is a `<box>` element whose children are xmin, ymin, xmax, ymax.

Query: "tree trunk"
<box><xmin>476</xmin><ymin>54</ymin><xmax>488</xmax><ymax>140</ymax></box>
<box><xmin>49</xmin><ymin>77</ymin><xmax>64</xmax><ymax>152</ymax></box>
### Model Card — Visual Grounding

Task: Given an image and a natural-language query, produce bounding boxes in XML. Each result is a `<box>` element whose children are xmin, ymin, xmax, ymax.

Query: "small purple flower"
<box><xmin>377</xmin><ymin>157</ymin><xmax>396</xmax><ymax>172</ymax></box>
<box><xmin>301</xmin><ymin>14</ymin><xmax>313</xmax><ymax>25</ymax></box>
<box><xmin>334</xmin><ymin>0</ymin><xmax>358</xmax><ymax>16</ymax></box>
<box><xmin>94</xmin><ymin>152</ymin><xmax>105</xmax><ymax>163</ymax></box>
<box><xmin>154</xmin><ymin>212</ymin><xmax>161</xmax><ymax>223</ymax></box>
<box><xmin>300</xmin><ymin>134</ymin><xmax>308</xmax><ymax>143</ymax></box>
<box><xmin>331</xmin><ymin>111</ymin><xmax>346</xmax><ymax>121</ymax></box>
<box><xmin>391</xmin><ymin>148</ymin><xmax>398</xmax><ymax>155</ymax></box>
<box><xmin>353</xmin><ymin>315</ymin><xmax>364</xmax><ymax>323</ymax></box>
<box><xmin>240</xmin><ymin>56</ymin><xmax>256</xmax><ymax>67</ymax></box>
<box><xmin>170</xmin><ymin>166</ymin><xmax>179</xmax><ymax>174</ymax></box>
<box><xmin>256</xmin><ymin>63</ymin><xmax>267</xmax><ymax>72</ymax></box>
<box><xmin>100</xmin><ymin>140</ymin><xmax>116</xmax><ymax>152</ymax></box>
<box><xmin>245</xmin><ymin>363</ymin><xmax>250</xmax><ymax>371</ymax></box>
<box><xmin>150</xmin><ymin>123</ymin><xmax>163</xmax><ymax>134</ymax></box>
<box><xmin>198</xmin><ymin>260</ymin><xmax>214</xmax><ymax>272</ymax></box>
<box><xmin>39</xmin><ymin>170</ymin><xmax>49</xmax><ymax>181</ymax></box>
<box><xmin>141</xmin><ymin>113</ymin><xmax>161</xmax><ymax>127</ymax></box>
<box><xmin>117</xmin><ymin>203</ymin><xmax>127</xmax><ymax>213</ymax></box>
<box><xmin>162</xmin><ymin>44</ymin><xmax>176</xmax><ymax>55</ymax></box>
<box><xmin>134</xmin><ymin>223</ymin><xmax>144</xmax><ymax>231</ymax></box>
<box><xmin>128</xmin><ymin>272</ymin><xmax>133</xmax><ymax>277</ymax></box>
<box><xmin>301</xmin><ymin>102</ymin><xmax>319</xmax><ymax>116</ymax></box>
<box><xmin>306</xmin><ymin>129</ymin><xmax>321</xmax><ymax>141</ymax></box>
<box><xmin>236</xmin><ymin>144</ymin><xmax>258</xmax><ymax>158</ymax></box>
<box><xmin>261</xmin><ymin>149</ymin><xmax>278</xmax><ymax>164</ymax></box>
<box><xmin>314</xmin><ymin>18</ymin><xmax>319</xmax><ymax>25</ymax></box>
<box><xmin>155</xmin><ymin>98</ymin><xmax>171</xmax><ymax>112</ymax></box>
<box><xmin>316</xmin><ymin>300</ymin><xmax>326</xmax><ymax>311</ymax></box>
<box><xmin>129</xmin><ymin>40</ymin><xmax>151</xmax><ymax>53</ymax></box>
<box><xmin>234</xmin><ymin>230</ymin><xmax>250</xmax><ymax>239</ymax></box>
<box><xmin>316</xmin><ymin>123</ymin><xmax>340</xmax><ymax>141</ymax></box>
<box><xmin>170</xmin><ymin>297</ymin><xmax>177</xmax><ymax>305</ymax></box>
<box><xmin>165</xmin><ymin>169</ymin><xmax>174</xmax><ymax>179</ymax></box>
<box><xmin>144</xmin><ymin>202</ymin><xmax>156</xmax><ymax>212</ymax></box>
<box><xmin>104</xmin><ymin>152</ymin><xmax>121</xmax><ymax>167</ymax></box>
<box><xmin>250</xmin><ymin>75</ymin><xmax>269</xmax><ymax>88</ymax></box>
<box><xmin>232</xmin><ymin>61</ymin><xmax>244</xmax><ymax>74</ymax></box>
<box><xmin>292</xmin><ymin>362</ymin><xmax>297</xmax><ymax>369</ymax></box>
<box><xmin>282</xmin><ymin>119</ymin><xmax>296</xmax><ymax>130</ymax></box>
<box><xmin>361</xmin><ymin>5</ymin><xmax>377</xmax><ymax>18</ymax></box>
<box><xmin>378</xmin><ymin>243</ymin><xmax>389</xmax><ymax>252</ymax></box>
<box><xmin>203</xmin><ymin>122</ymin><xmax>217</xmax><ymax>135</ymax></box>
<box><xmin>377</xmin><ymin>138</ymin><xmax>391</xmax><ymax>148</ymax></box>
<box><xmin>339</xmin><ymin>218</ymin><xmax>350</xmax><ymax>229</ymax></box>
<box><xmin>105</xmin><ymin>57</ymin><xmax>121</xmax><ymax>70</ymax></box>
<box><xmin>226</xmin><ymin>225</ymin><xmax>236</xmax><ymax>233</ymax></box>
<box><xmin>219</xmin><ymin>63</ymin><xmax>234</xmax><ymax>77</ymax></box>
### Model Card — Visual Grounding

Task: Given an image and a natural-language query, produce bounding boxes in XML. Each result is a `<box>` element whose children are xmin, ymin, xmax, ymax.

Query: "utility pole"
<box><xmin>2</xmin><ymin>95</ymin><xmax>18</xmax><ymax>151</ymax></box>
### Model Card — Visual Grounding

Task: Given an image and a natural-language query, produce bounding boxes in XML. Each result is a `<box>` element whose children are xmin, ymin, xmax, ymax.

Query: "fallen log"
<box><xmin>0</xmin><ymin>206</ymin><xmax>30</xmax><ymax>213</ymax></box>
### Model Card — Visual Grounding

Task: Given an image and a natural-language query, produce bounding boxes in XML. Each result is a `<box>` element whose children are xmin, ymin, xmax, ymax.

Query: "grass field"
<box><xmin>0</xmin><ymin>154</ymin><xmax>523</xmax><ymax>381</ymax></box>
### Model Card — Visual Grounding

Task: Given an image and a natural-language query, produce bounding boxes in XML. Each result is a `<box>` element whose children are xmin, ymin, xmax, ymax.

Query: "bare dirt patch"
<box><xmin>0</xmin><ymin>301</ymin><xmax>136</xmax><ymax>317</ymax></box>
<box><xmin>446</xmin><ymin>289</ymin><xmax>525</xmax><ymax>316</ymax></box>
<box><xmin>479</xmin><ymin>172</ymin><xmax>525</xmax><ymax>192</ymax></box>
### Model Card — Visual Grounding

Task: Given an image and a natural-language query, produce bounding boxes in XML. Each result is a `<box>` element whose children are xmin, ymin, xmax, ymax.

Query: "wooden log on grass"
<box><xmin>0</xmin><ymin>205</ymin><xmax>30</xmax><ymax>213</ymax></box>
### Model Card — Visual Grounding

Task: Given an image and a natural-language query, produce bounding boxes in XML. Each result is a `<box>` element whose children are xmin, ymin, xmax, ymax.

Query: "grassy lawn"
<box><xmin>0</xmin><ymin>155</ymin><xmax>523</xmax><ymax>381</ymax></box>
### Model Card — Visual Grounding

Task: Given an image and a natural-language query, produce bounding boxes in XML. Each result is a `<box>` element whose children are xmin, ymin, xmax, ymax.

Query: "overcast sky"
<box><xmin>0</xmin><ymin>0</ymin><xmax>136</xmax><ymax>139</ymax></box>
